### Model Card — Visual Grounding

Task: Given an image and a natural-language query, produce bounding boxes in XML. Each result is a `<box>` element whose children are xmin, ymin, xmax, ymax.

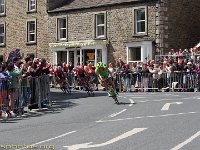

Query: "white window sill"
<box><xmin>95</xmin><ymin>36</ymin><xmax>106</xmax><ymax>40</ymax></box>
<box><xmin>132</xmin><ymin>32</ymin><xmax>147</xmax><ymax>37</ymax></box>
<box><xmin>27</xmin><ymin>10</ymin><xmax>37</xmax><ymax>13</ymax></box>
<box><xmin>26</xmin><ymin>41</ymin><xmax>36</xmax><ymax>45</ymax></box>
<box><xmin>58</xmin><ymin>38</ymin><xmax>67</xmax><ymax>42</ymax></box>
<box><xmin>0</xmin><ymin>43</ymin><xmax>5</xmax><ymax>47</ymax></box>
<box><xmin>0</xmin><ymin>13</ymin><xmax>6</xmax><ymax>17</ymax></box>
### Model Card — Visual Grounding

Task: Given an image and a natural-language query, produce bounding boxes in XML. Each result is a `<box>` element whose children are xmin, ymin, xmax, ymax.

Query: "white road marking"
<box><xmin>131</xmin><ymin>97</ymin><xmax>146</xmax><ymax>99</ymax></box>
<box><xmin>124</xmin><ymin>94</ymin><xmax>153</xmax><ymax>97</ymax></box>
<box><xmin>109</xmin><ymin>109</ymin><xmax>127</xmax><ymax>118</ymax></box>
<box><xmin>170</xmin><ymin>130</ymin><xmax>200</xmax><ymax>150</ymax></box>
<box><xmin>123</xmin><ymin>97</ymin><xmax>127</xmax><ymax>99</ymax></box>
<box><xmin>148</xmin><ymin>93</ymin><xmax>157</xmax><ymax>95</ymax></box>
<box><xmin>64</xmin><ymin>128</ymin><xmax>147</xmax><ymax>150</ymax></box>
<box><xmin>163</xmin><ymin>94</ymin><xmax>180</xmax><ymax>96</ymax></box>
<box><xmin>173</xmin><ymin>95</ymin><xmax>180</xmax><ymax>96</ymax></box>
<box><xmin>138</xmin><ymin>98</ymin><xmax>198</xmax><ymax>103</ymax></box>
<box><xmin>138</xmin><ymin>99</ymin><xmax>173</xmax><ymax>103</ymax></box>
<box><xmin>163</xmin><ymin>94</ymin><xmax>173</xmax><ymax>95</ymax></box>
<box><xmin>96</xmin><ymin>112</ymin><xmax>197</xmax><ymax>123</ymax></box>
<box><xmin>132</xmin><ymin>96</ymin><xmax>147</xmax><ymax>99</ymax></box>
<box><xmin>97</xmin><ymin>118</ymin><xmax>133</xmax><ymax>123</ymax></box>
<box><xmin>129</xmin><ymin>99</ymin><xmax>135</xmax><ymax>107</ymax></box>
<box><xmin>182</xmin><ymin>98</ymin><xmax>191</xmax><ymax>100</ymax></box>
<box><xmin>161</xmin><ymin>102</ymin><xmax>183</xmax><ymax>111</ymax></box>
<box><xmin>16</xmin><ymin>131</ymin><xmax>76</xmax><ymax>150</ymax></box>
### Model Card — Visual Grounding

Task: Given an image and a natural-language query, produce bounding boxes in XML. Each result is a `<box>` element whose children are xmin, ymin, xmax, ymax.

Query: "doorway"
<box><xmin>57</xmin><ymin>51</ymin><xmax>67</xmax><ymax>65</ymax></box>
<box><xmin>69</xmin><ymin>51</ymin><xmax>74</xmax><ymax>64</ymax></box>
<box><xmin>83</xmin><ymin>49</ymin><xmax>95</xmax><ymax>66</ymax></box>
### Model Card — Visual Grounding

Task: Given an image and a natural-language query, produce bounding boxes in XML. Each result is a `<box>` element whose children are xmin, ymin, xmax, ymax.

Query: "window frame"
<box><xmin>56</xmin><ymin>17</ymin><xmax>67</xmax><ymax>41</ymax></box>
<box><xmin>94</xmin><ymin>12</ymin><xmax>107</xmax><ymax>39</ymax></box>
<box><xmin>133</xmin><ymin>6</ymin><xmax>148</xmax><ymax>36</ymax></box>
<box><xmin>27</xmin><ymin>0</ymin><xmax>37</xmax><ymax>12</ymax></box>
<box><xmin>0</xmin><ymin>0</ymin><xmax>5</xmax><ymax>16</ymax></box>
<box><xmin>0</xmin><ymin>23</ymin><xmax>5</xmax><ymax>46</ymax></box>
<box><xmin>128</xmin><ymin>47</ymin><xmax>142</xmax><ymax>62</ymax></box>
<box><xmin>26</xmin><ymin>19</ymin><xmax>37</xmax><ymax>44</ymax></box>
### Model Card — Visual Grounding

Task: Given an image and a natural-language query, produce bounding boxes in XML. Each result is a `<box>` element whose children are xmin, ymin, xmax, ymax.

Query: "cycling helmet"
<box><xmin>124</xmin><ymin>63</ymin><xmax>130</xmax><ymax>69</ymax></box>
<box><xmin>57</xmin><ymin>66</ymin><xmax>62</xmax><ymax>70</ymax></box>
<box><xmin>97</xmin><ymin>62</ymin><xmax>104</xmax><ymax>68</ymax></box>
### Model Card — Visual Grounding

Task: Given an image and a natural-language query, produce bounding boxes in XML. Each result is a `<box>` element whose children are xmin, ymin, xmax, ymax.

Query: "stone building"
<box><xmin>0</xmin><ymin>0</ymin><xmax>49</xmax><ymax>62</ymax></box>
<box><xmin>0</xmin><ymin>0</ymin><xmax>71</xmax><ymax>63</ymax></box>
<box><xmin>0</xmin><ymin>0</ymin><xmax>199</xmax><ymax>65</ymax></box>
<box><xmin>48</xmin><ymin>0</ymin><xmax>158</xmax><ymax>66</ymax></box>
<box><xmin>48</xmin><ymin>0</ymin><xmax>200</xmax><ymax>66</ymax></box>
<box><xmin>160</xmin><ymin>0</ymin><xmax>200</xmax><ymax>53</ymax></box>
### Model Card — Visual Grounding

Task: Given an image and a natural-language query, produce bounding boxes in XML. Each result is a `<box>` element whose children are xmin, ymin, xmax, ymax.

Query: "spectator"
<box><xmin>123</xmin><ymin>64</ymin><xmax>131</xmax><ymax>92</ymax></box>
<box><xmin>141</xmin><ymin>63</ymin><xmax>150</xmax><ymax>92</ymax></box>
<box><xmin>116</xmin><ymin>58</ymin><xmax>125</xmax><ymax>71</ymax></box>
<box><xmin>7</xmin><ymin>62</ymin><xmax>23</xmax><ymax>116</ymax></box>
<box><xmin>108</xmin><ymin>63</ymin><xmax>115</xmax><ymax>77</ymax></box>
<box><xmin>148</xmin><ymin>64</ymin><xmax>160</xmax><ymax>91</ymax></box>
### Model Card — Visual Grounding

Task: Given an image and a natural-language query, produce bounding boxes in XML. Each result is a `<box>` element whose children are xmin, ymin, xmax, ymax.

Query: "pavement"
<box><xmin>0</xmin><ymin>89</ymin><xmax>200</xmax><ymax>150</ymax></box>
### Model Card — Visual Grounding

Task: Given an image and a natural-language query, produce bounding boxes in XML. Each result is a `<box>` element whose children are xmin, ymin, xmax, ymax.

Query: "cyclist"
<box><xmin>54</xmin><ymin>66</ymin><xmax>66</xmax><ymax>89</ymax></box>
<box><xmin>95</xmin><ymin>62</ymin><xmax>117</xmax><ymax>96</ymax></box>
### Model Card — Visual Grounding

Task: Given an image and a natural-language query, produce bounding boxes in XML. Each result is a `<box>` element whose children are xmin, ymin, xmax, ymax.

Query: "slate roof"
<box><xmin>48</xmin><ymin>0</ymin><xmax>151</xmax><ymax>12</ymax></box>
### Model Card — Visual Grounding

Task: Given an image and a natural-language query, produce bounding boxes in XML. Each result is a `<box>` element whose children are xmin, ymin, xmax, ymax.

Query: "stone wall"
<box><xmin>0</xmin><ymin>0</ymin><xmax>49</xmax><ymax>61</ymax></box>
<box><xmin>163</xmin><ymin>0</ymin><xmax>200</xmax><ymax>52</ymax></box>
<box><xmin>1</xmin><ymin>0</ymin><xmax>199</xmax><ymax>63</ymax></box>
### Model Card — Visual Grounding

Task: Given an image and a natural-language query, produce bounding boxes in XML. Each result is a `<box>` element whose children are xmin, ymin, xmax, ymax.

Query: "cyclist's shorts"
<box><xmin>91</xmin><ymin>77</ymin><xmax>98</xmax><ymax>84</ymax></box>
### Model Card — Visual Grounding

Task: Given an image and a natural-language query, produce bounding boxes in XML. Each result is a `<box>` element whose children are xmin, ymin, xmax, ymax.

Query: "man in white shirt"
<box><xmin>13</xmin><ymin>57</ymin><xmax>22</xmax><ymax>73</ymax></box>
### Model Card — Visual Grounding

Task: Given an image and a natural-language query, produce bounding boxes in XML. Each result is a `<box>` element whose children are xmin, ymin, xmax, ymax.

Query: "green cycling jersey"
<box><xmin>95</xmin><ymin>66</ymin><xmax>109</xmax><ymax>79</ymax></box>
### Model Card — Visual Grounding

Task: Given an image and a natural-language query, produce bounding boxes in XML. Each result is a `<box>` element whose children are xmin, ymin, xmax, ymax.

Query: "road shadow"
<box><xmin>0</xmin><ymin>89</ymin><xmax>108</xmax><ymax>123</ymax></box>
<box><xmin>51</xmin><ymin>89</ymin><xmax>107</xmax><ymax>99</ymax></box>
<box><xmin>0</xmin><ymin>117</ymin><xmax>25</xmax><ymax>123</ymax></box>
<box><xmin>118</xmin><ymin>102</ymin><xmax>137</xmax><ymax>105</ymax></box>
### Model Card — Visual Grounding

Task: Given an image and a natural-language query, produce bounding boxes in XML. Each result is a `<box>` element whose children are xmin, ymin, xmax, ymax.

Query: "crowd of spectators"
<box><xmin>0</xmin><ymin>48</ymin><xmax>52</xmax><ymax>116</ymax></box>
<box><xmin>108</xmin><ymin>47</ymin><xmax>200</xmax><ymax>92</ymax></box>
<box><xmin>1</xmin><ymin>47</ymin><xmax>200</xmax><ymax>96</ymax></box>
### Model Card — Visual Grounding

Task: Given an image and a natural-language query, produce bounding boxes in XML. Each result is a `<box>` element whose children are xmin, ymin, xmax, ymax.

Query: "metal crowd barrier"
<box><xmin>49</xmin><ymin>72</ymin><xmax>76</xmax><ymax>89</ymax></box>
<box><xmin>0</xmin><ymin>75</ymin><xmax>51</xmax><ymax>118</ymax></box>
<box><xmin>48</xmin><ymin>71</ymin><xmax>200</xmax><ymax>92</ymax></box>
<box><xmin>0</xmin><ymin>79</ymin><xmax>10</xmax><ymax>117</ymax></box>
<box><xmin>28</xmin><ymin>75</ymin><xmax>51</xmax><ymax>110</ymax></box>
<box><xmin>114</xmin><ymin>72</ymin><xmax>200</xmax><ymax>92</ymax></box>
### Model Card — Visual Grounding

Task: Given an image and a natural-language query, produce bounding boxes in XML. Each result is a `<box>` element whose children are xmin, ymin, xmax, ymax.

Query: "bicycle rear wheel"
<box><xmin>111</xmin><ymin>94</ymin><xmax>119</xmax><ymax>104</ymax></box>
